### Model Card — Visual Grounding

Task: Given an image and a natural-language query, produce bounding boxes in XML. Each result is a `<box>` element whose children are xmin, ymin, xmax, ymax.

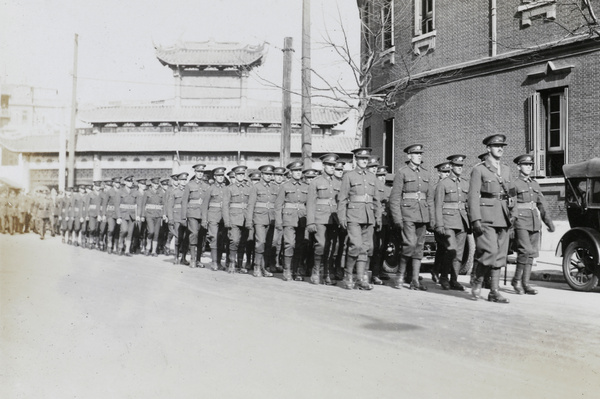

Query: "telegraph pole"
<box><xmin>67</xmin><ymin>34</ymin><xmax>78</xmax><ymax>188</ymax></box>
<box><xmin>301</xmin><ymin>0</ymin><xmax>312</xmax><ymax>168</ymax></box>
<box><xmin>281</xmin><ymin>37</ymin><xmax>293</xmax><ymax>166</ymax></box>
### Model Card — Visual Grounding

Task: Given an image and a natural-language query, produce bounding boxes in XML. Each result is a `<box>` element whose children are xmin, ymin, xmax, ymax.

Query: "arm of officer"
<box><xmin>537</xmin><ymin>184</ymin><xmax>555</xmax><ymax>232</ymax></box>
<box><xmin>426</xmin><ymin>172</ymin><xmax>435</xmax><ymax>230</ymax></box>
<box><xmin>222</xmin><ymin>186</ymin><xmax>231</xmax><ymax>228</ymax></box>
<box><xmin>246</xmin><ymin>186</ymin><xmax>257</xmax><ymax>229</ymax></box>
<box><xmin>434</xmin><ymin>181</ymin><xmax>445</xmax><ymax>234</ymax></box>
<box><xmin>200</xmin><ymin>187</ymin><xmax>211</xmax><ymax>227</ymax></box>
<box><xmin>306</xmin><ymin>179</ymin><xmax>317</xmax><ymax>227</ymax></box>
<box><xmin>181</xmin><ymin>184</ymin><xmax>190</xmax><ymax>220</ymax></box>
<box><xmin>389</xmin><ymin>171</ymin><xmax>404</xmax><ymax>229</ymax></box>
<box><xmin>274</xmin><ymin>184</ymin><xmax>285</xmax><ymax>230</ymax></box>
<box><xmin>468</xmin><ymin>166</ymin><xmax>483</xmax><ymax>234</ymax></box>
<box><xmin>336</xmin><ymin>173</ymin><xmax>350</xmax><ymax>229</ymax></box>
<box><xmin>374</xmin><ymin>177</ymin><xmax>382</xmax><ymax>229</ymax></box>
<box><xmin>165</xmin><ymin>190</ymin><xmax>174</xmax><ymax>222</ymax></box>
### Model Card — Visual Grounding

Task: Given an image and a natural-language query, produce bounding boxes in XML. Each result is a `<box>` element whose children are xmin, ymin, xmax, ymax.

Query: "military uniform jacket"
<box><xmin>275</xmin><ymin>179</ymin><xmax>309</xmax><ymax>227</ymax></box>
<box><xmin>201</xmin><ymin>182</ymin><xmax>226</xmax><ymax>223</ymax></box>
<box><xmin>52</xmin><ymin>196</ymin><xmax>61</xmax><ymax>217</ymax></box>
<box><xmin>36</xmin><ymin>197</ymin><xmax>52</xmax><ymax>218</ymax></box>
<box><xmin>103</xmin><ymin>188</ymin><xmax>120</xmax><ymax>218</ymax></box>
<box><xmin>222</xmin><ymin>182</ymin><xmax>252</xmax><ymax>227</ymax></box>
<box><xmin>69</xmin><ymin>193</ymin><xmax>85</xmax><ymax>219</ymax></box>
<box><xmin>337</xmin><ymin>168</ymin><xmax>382</xmax><ymax>226</ymax></box>
<box><xmin>468</xmin><ymin>159</ymin><xmax>516</xmax><ymax>228</ymax></box>
<box><xmin>306</xmin><ymin>174</ymin><xmax>340</xmax><ymax>225</ymax></box>
<box><xmin>248</xmin><ymin>180</ymin><xmax>278</xmax><ymax>225</ymax></box>
<box><xmin>434</xmin><ymin>174</ymin><xmax>470</xmax><ymax>230</ymax></box>
<box><xmin>117</xmin><ymin>187</ymin><xmax>141</xmax><ymax>220</ymax></box>
<box><xmin>166</xmin><ymin>186</ymin><xmax>185</xmax><ymax>223</ymax></box>
<box><xmin>84</xmin><ymin>191</ymin><xmax>103</xmax><ymax>218</ymax></box>
<box><xmin>182</xmin><ymin>178</ymin><xmax>210</xmax><ymax>219</ymax></box>
<box><xmin>389</xmin><ymin>163</ymin><xmax>434</xmax><ymax>224</ymax></box>
<box><xmin>6</xmin><ymin>196</ymin><xmax>18</xmax><ymax>217</ymax></box>
<box><xmin>142</xmin><ymin>188</ymin><xmax>166</xmax><ymax>219</ymax></box>
<box><xmin>510</xmin><ymin>176</ymin><xmax>551</xmax><ymax>232</ymax></box>
<box><xmin>0</xmin><ymin>197</ymin><xmax>6</xmax><ymax>217</ymax></box>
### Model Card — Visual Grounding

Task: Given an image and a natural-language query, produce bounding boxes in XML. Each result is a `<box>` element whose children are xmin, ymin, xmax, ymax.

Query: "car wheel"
<box><xmin>562</xmin><ymin>240</ymin><xmax>599</xmax><ymax>292</ymax></box>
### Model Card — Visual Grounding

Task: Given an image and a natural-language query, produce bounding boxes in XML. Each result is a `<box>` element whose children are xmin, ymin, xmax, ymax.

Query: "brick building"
<box><xmin>0</xmin><ymin>41</ymin><xmax>354</xmax><ymax>191</ymax></box>
<box><xmin>359</xmin><ymin>0</ymin><xmax>600</xmax><ymax>220</ymax></box>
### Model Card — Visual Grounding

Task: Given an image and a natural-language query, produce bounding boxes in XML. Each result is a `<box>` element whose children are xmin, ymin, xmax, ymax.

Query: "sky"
<box><xmin>0</xmin><ymin>0</ymin><xmax>361</xmax><ymax>107</ymax></box>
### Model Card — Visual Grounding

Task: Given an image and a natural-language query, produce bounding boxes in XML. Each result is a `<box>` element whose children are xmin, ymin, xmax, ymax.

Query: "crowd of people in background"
<box><xmin>0</xmin><ymin>134</ymin><xmax>555</xmax><ymax>304</ymax></box>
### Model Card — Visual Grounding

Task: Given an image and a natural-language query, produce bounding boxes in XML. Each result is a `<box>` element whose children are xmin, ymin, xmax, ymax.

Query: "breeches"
<box><xmin>474</xmin><ymin>224</ymin><xmax>509</xmax><ymax>269</ymax></box>
<box><xmin>400</xmin><ymin>221</ymin><xmax>427</xmax><ymax>259</ymax></box>
<box><xmin>346</xmin><ymin>222</ymin><xmax>373</xmax><ymax>261</ymax></box>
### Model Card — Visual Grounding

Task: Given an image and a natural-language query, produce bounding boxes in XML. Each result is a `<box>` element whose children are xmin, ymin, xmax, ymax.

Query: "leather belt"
<box><xmin>442</xmin><ymin>202</ymin><xmax>465</xmax><ymax>210</ymax></box>
<box><xmin>209</xmin><ymin>202</ymin><xmax>222</xmax><ymax>208</ymax></box>
<box><xmin>517</xmin><ymin>202</ymin><xmax>536</xmax><ymax>210</ymax></box>
<box><xmin>402</xmin><ymin>192</ymin><xmax>426</xmax><ymax>200</ymax></box>
<box><xmin>145</xmin><ymin>204</ymin><xmax>162</xmax><ymax>210</ymax></box>
<box><xmin>120</xmin><ymin>204</ymin><xmax>136</xmax><ymax>209</ymax></box>
<box><xmin>316</xmin><ymin>198</ymin><xmax>336</xmax><ymax>206</ymax></box>
<box><xmin>229</xmin><ymin>203</ymin><xmax>247</xmax><ymax>209</ymax></box>
<box><xmin>255</xmin><ymin>202</ymin><xmax>274</xmax><ymax>209</ymax></box>
<box><xmin>284</xmin><ymin>203</ymin><xmax>306</xmax><ymax>210</ymax></box>
<box><xmin>174</xmin><ymin>204</ymin><xmax>182</xmax><ymax>209</ymax></box>
<box><xmin>189</xmin><ymin>199</ymin><xmax>203</xmax><ymax>205</ymax></box>
<box><xmin>106</xmin><ymin>205</ymin><xmax>115</xmax><ymax>211</ymax></box>
<box><xmin>350</xmin><ymin>194</ymin><xmax>372</xmax><ymax>203</ymax></box>
<box><xmin>481</xmin><ymin>192</ymin><xmax>509</xmax><ymax>200</ymax></box>
<box><xmin>88</xmin><ymin>205</ymin><xmax>97</xmax><ymax>209</ymax></box>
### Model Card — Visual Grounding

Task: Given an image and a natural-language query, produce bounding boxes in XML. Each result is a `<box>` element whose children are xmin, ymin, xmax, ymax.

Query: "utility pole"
<box><xmin>67</xmin><ymin>33</ymin><xmax>78</xmax><ymax>188</ymax></box>
<box><xmin>301</xmin><ymin>0</ymin><xmax>312</xmax><ymax>168</ymax></box>
<box><xmin>281</xmin><ymin>37</ymin><xmax>293</xmax><ymax>167</ymax></box>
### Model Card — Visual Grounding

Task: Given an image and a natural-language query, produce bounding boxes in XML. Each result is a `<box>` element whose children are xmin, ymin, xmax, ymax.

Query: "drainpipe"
<box><xmin>490</xmin><ymin>0</ymin><xmax>497</xmax><ymax>57</ymax></box>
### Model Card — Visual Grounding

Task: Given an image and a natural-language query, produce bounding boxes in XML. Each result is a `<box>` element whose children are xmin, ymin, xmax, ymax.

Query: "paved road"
<box><xmin>2</xmin><ymin>234</ymin><xmax>600</xmax><ymax>398</ymax></box>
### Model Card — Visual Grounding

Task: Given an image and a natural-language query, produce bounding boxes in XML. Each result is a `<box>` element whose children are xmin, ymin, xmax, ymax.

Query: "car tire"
<box><xmin>562</xmin><ymin>240</ymin><xmax>599</xmax><ymax>292</ymax></box>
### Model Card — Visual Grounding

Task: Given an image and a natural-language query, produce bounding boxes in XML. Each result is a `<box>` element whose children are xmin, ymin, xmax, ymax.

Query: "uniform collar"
<box><xmin>355</xmin><ymin>167</ymin><xmax>367</xmax><ymax>175</ymax></box>
<box><xmin>292</xmin><ymin>179</ymin><xmax>302</xmax><ymax>185</ymax></box>
<box><xmin>519</xmin><ymin>174</ymin><xmax>532</xmax><ymax>182</ymax></box>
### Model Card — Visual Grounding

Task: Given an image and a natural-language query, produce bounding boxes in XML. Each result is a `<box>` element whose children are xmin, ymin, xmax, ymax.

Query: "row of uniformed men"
<box><xmin>0</xmin><ymin>190</ymin><xmax>41</xmax><ymax>235</ymax></box>
<box><xmin>389</xmin><ymin>134</ymin><xmax>555</xmax><ymax>304</ymax></box>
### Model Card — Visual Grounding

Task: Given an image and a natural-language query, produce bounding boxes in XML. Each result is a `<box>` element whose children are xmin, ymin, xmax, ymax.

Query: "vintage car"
<box><xmin>556</xmin><ymin>158</ymin><xmax>600</xmax><ymax>291</ymax></box>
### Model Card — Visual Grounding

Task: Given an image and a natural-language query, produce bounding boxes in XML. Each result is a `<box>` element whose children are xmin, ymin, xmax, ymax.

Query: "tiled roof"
<box><xmin>78</xmin><ymin>105</ymin><xmax>350</xmax><ymax>126</ymax></box>
<box><xmin>0</xmin><ymin>132</ymin><xmax>354</xmax><ymax>155</ymax></box>
<box><xmin>155</xmin><ymin>41</ymin><xmax>266</xmax><ymax>68</ymax></box>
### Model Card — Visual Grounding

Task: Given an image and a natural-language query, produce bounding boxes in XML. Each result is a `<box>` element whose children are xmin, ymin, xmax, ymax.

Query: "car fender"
<box><xmin>555</xmin><ymin>227</ymin><xmax>600</xmax><ymax>263</ymax></box>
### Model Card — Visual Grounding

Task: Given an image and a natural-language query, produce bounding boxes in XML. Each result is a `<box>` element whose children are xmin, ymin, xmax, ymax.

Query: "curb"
<box><xmin>531</xmin><ymin>270</ymin><xmax>566</xmax><ymax>283</ymax></box>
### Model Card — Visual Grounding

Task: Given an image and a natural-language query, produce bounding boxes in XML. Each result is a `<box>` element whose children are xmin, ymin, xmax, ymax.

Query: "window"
<box><xmin>527</xmin><ymin>88</ymin><xmax>568</xmax><ymax>177</ymax></box>
<box><xmin>363</xmin><ymin>126</ymin><xmax>371</xmax><ymax>148</ymax></box>
<box><xmin>384</xmin><ymin>118</ymin><xmax>394</xmax><ymax>171</ymax></box>
<box><xmin>1</xmin><ymin>94</ymin><xmax>9</xmax><ymax>109</ymax></box>
<box><xmin>415</xmin><ymin>0</ymin><xmax>435</xmax><ymax>36</ymax></box>
<box><xmin>381</xmin><ymin>0</ymin><xmax>394</xmax><ymax>50</ymax></box>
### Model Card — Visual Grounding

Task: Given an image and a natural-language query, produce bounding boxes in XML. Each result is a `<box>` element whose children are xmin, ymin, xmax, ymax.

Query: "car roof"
<box><xmin>563</xmin><ymin>158</ymin><xmax>600</xmax><ymax>179</ymax></box>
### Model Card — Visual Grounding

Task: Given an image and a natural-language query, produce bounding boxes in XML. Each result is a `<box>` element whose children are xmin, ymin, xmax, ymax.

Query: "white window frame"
<box><xmin>381</xmin><ymin>0</ymin><xmax>394</xmax><ymax>51</ymax></box>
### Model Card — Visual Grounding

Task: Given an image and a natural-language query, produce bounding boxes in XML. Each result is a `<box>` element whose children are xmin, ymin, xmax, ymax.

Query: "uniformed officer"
<box><xmin>431</xmin><ymin>161</ymin><xmax>452</xmax><ymax>284</ymax></box>
<box><xmin>249</xmin><ymin>171</ymin><xmax>261</xmax><ymax>184</ymax></box>
<box><xmin>36</xmin><ymin>191</ymin><xmax>52</xmax><ymax>239</ymax></box>
<box><xmin>102</xmin><ymin>178</ymin><xmax>122</xmax><ymax>253</ymax></box>
<box><xmin>274</xmin><ymin>161</ymin><xmax>308</xmax><ymax>281</ymax></box>
<box><xmin>435</xmin><ymin>155</ymin><xmax>470</xmax><ymax>291</ymax></box>
<box><xmin>222</xmin><ymin>165</ymin><xmax>253</xmax><ymax>273</ymax></box>
<box><xmin>510</xmin><ymin>154</ymin><xmax>555</xmax><ymax>295</ymax></box>
<box><xmin>132</xmin><ymin>178</ymin><xmax>148</xmax><ymax>254</ymax></box>
<box><xmin>468</xmin><ymin>134</ymin><xmax>516</xmax><ymax>303</ymax></box>
<box><xmin>182</xmin><ymin>164</ymin><xmax>211</xmax><ymax>268</ymax></box>
<box><xmin>71</xmin><ymin>185</ymin><xmax>86</xmax><ymax>246</ymax></box>
<box><xmin>337</xmin><ymin>147</ymin><xmax>382</xmax><ymax>290</ymax></box>
<box><xmin>372</xmin><ymin>165</ymin><xmax>391</xmax><ymax>285</ymax></box>
<box><xmin>201</xmin><ymin>167</ymin><xmax>227</xmax><ymax>270</ymax></box>
<box><xmin>116</xmin><ymin>175</ymin><xmax>142</xmax><ymax>256</ymax></box>
<box><xmin>306</xmin><ymin>153</ymin><xmax>341</xmax><ymax>285</ymax></box>
<box><xmin>271</xmin><ymin>166</ymin><xmax>287</xmax><ymax>273</ymax></box>
<box><xmin>84</xmin><ymin>181</ymin><xmax>103</xmax><ymax>249</ymax></box>
<box><xmin>59</xmin><ymin>188</ymin><xmax>72</xmax><ymax>242</ymax></box>
<box><xmin>247</xmin><ymin>164</ymin><xmax>278</xmax><ymax>277</ymax></box>
<box><xmin>161</xmin><ymin>174</ymin><xmax>179</xmax><ymax>255</ymax></box>
<box><xmin>142</xmin><ymin>177</ymin><xmax>167</xmax><ymax>257</ymax></box>
<box><xmin>166</xmin><ymin>172</ymin><xmax>190</xmax><ymax>265</ymax></box>
<box><xmin>389</xmin><ymin>144</ymin><xmax>435</xmax><ymax>291</ymax></box>
<box><xmin>332</xmin><ymin>161</ymin><xmax>347</xmax><ymax>280</ymax></box>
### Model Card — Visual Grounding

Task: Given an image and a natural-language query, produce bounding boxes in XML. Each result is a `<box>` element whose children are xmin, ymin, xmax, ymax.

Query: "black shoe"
<box><xmin>449</xmin><ymin>281</ymin><xmax>465</xmax><ymax>291</ymax></box>
<box><xmin>523</xmin><ymin>285</ymin><xmax>538</xmax><ymax>295</ymax></box>
<box><xmin>488</xmin><ymin>290</ymin><xmax>510</xmax><ymax>303</ymax></box>
<box><xmin>372</xmin><ymin>276</ymin><xmax>384</xmax><ymax>285</ymax></box>
<box><xmin>410</xmin><ymin>281</ymin><xmax>428</xmax><ymax>291</ymax></box>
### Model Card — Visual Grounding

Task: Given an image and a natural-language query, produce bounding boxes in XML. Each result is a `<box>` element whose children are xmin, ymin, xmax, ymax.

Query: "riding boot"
<box><xmin>471</xmin><ymin>262</ymin><xmax>486</xmax><ymax>299</ymax></box>
<box><xmin>488</xmin><ymin>267</ymin><xmax>510</xmax><ymax>303</ymax></box>
<box><xmin>174</xmin><ymin>245</ymin><xmax>180</xmax><ymax>265</ymax></box>
<box><xmin>355</xmin><ymin>259</ymin><xmax>373</xmax><ymax>290</ymax></box>
<box><xmin>512</xmin><ymin>262</ymin><xmax>525</xmax><ymax>294</ymax></box>
<box><xmin>227</xmin><ymin>251</ymin><xmax>237</xmax><ymax>273</ymax></box>
<box><xmin>410</xmin><ymin>259</ymin><xmax>427</xmax><ymax>290</ymax></box>
<box><xmin>341</xmin><ymin>256</ymin><xmax>356</xmax><ymax>290</ymax></box>
<box><xmin>260</xmin><ymin>255</ymin><xmax>273</xmax><ymax>277</ymax></box>
<box><xmin>253</xmin><ymin>253</ymin><xmax>263</xmax><ymax>277</ymax></box>
<box><xmin>392</xmin><ymin>256</ymin><xmax>408</xmax><ymax>289</ymax></box>
<box><xmin>210</xmin><ymin>249</ymin><xmax>219</xmax><ymax>271</ymax></box>
<box><xmin>189</xmin><ymin>246</ymin><xmax>197</xmax><ymax>268</ymax></box>
<box><xmin>324</xmin><ymin>256</ymin><xmax>337</xmax><ymax>285</ymax></box>
<box><xmin>522</xmin><ymin>260</ymin><xmax>538</xmax><ymax>295</ymax></box>
<box><xmin>310</xmin><ymin>255</ymin><xmax>322</xmax><ymax>285</ymax></box>
<box><xmin>283</xmin><ymin>256</ymin><xmax>293</xmax><ymax>281</ymax></box>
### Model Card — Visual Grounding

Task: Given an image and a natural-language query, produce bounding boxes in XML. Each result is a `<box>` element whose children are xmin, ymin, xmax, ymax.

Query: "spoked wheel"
<box><xmin>562</xmin><ymin>240</ymin><xmax>599</xmax><ymax>292</ymax></box>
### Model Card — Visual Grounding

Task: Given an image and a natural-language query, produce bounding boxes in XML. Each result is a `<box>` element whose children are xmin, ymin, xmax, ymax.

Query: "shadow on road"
<box><xmin>359</xmin><ymin>315</ymin><xmax>423</xmax><ymax>332</ymax></box>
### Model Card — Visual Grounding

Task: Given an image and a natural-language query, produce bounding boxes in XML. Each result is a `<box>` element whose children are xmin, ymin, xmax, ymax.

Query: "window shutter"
<box><xmin>528</xmin><ymin>92</ymin><xmax>545</xmax><ymax>177</ymax></box>
<box><xmin>561</xmin><ymin>87</ymin><xmax>569</xmax><ymax>165</ymax></box>
<box><xmin>414</xmin><ymin>0</ymin><xmax>422</xmax><ymax>36</ymax></box>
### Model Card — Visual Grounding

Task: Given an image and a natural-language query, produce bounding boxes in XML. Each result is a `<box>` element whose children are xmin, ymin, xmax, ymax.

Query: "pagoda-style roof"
<box><xmin>0</xmin><ymin>132</ymin><xmax>354</xmax><ymax>155</ymax></box>
<box><xmin>155</xmin><ymin>40</ymin><xmax>266</xmax><ymax>69</ymax></box>
<box><xmin>78</xmin><ymin>105</ymin><xmax>350</xmax><ymax>127</ymax></box>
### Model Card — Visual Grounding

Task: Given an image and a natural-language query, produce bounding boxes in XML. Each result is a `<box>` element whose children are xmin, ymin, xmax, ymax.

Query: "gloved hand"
<box><xmin>80</xmin><ymin>217</ymin><xmax>84</xmax><ymax>223</ymax></box>
<box><xmin>116</xmin><ymin>218</ymin><xmax>122</xmax><ymax>225</ymax></box>
<box><xmin>201</xmin><ymin>221</ymin><xmax>208</xmax><ymax>229</ymax></box>
<box><xmin>275</xmin><ymin>224</ymin><xmax>283</xmax><ymax>231</ymax></box>
<box><xmin>394</xmin><ymin>220</ymin><xmax>403</xmax><ymax>231</ymax></box>
<box><xmin>85</xmin><ymin>216</ymin><xmax>89</xmax><ymax>221</ymax></box>
<box><xmin>546</xmin><ymin>220</ymin><xmax>555</xmax><ymax>232</ymax></box>
<box><xmin>136</xmin><ymin>216</ymin><xmax>141</xmax><ymax>222</ymax></box>
<box><xmin>141</xmin><ymin>217</ymin><xmax>145</xmax><ymax>222</ymax></box>
<box><xmin>426</xmin><ymin>222</ymin><xmax>434</xmax><ymax>233</ymax></box>
<box><xmin>472</xmin><ymin>220</ymin><xmax>483</xmax><ymax>235</ymax></box>
<box><xmin>97</xmin><ymin>215</ymin><xmax>102</xmax><ymax>222</ymax></box>
<box><xmin>375</xmin><ymin>222</ymin><xmax>382</xmax><ymax>232</ymax></box>
<box><xmin>339</xmin><ymin>219</ymin><xmax>348</xmax><ymax>230</ymax></box>
<box><xmin>306</xmin><ymin>223</ymin><xmax>317</xmax><ymax>234</ymax></box>
<box><xmin>435</xmin><ymin>226</ymin><xmax>445</xmax><ymax>236</ymax></box>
